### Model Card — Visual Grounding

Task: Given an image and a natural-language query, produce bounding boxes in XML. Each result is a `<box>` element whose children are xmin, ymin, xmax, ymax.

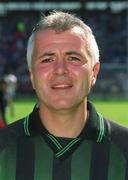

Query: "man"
<box><xmin>0</xmin><ymin>78</ymin><xmax>7</xmax><ymax>127</ymax></box>
<box><xmin>0</xmin><ymin>11</ymin><xmax>128</xmax><ymax>180</ymax></box>
<box><xmin>4</xmin><ymin>72</ymin><xmax>17</xmax><ymax>117</ymax></box>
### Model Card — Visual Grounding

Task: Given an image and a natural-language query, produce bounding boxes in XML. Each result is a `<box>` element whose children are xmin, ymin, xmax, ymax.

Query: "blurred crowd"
<box><xmin>0</xmin><ymin>9</ymin><xmax>127</xmax><ymax>95</ymax></box>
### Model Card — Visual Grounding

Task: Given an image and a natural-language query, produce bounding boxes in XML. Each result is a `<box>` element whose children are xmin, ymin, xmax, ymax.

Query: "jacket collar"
<box><xmin>23</xmin><ymin>101</ymin><xmax>108</xmax><ymax>143</ymax></box>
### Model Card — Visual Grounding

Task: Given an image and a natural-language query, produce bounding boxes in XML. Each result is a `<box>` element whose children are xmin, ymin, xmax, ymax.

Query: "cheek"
<box><xmin>73</xmin><ymin>65</ymin><xmax>92</xmax><ymax>82</ymax></box>
<box><xmin>31</xmin><ymin>66</ymin><xmax>52</xmax><ymax>92</ymax></box>
<box><xmin>30</xmin><ymin>68</ymin><xmax>43</xmax><ymax>90</ymax></box>
<box><xmin>38</xmin><ymin>63</ymin><xmax>55</xmax><ymax>77</ymax></box>
<box><xmin>33</xmin><ymin>66</ymin><xmax>50</xmax><ymax>82</ymax></box>
<box><xmin>78</xmin><ymin>67</ymin><xmax>93</xmax><ymax>90</ymax></box>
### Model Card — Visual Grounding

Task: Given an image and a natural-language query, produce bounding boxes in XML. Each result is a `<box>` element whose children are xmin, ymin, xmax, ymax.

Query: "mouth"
<box><xmin>51</xmin><ymin>83</ymin><xmax>73</xmax><ymax>90</ymax></box>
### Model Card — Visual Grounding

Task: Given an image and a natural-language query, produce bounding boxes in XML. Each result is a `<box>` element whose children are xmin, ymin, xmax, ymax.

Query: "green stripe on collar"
<box><xmin>96</xmin><ymin>113</ymin><xmax>105</xmax><ymax>143</ymax></box>
<box><xmin>46</xmin><ymin>133</ymin><xmax>81</xmax><ymax>159</ymax></box>
<box><xmin>23</xmin><ymin>115</ymin><xmax>30</xmax><ymax>136</ymax></box>
<box><xmin>55</xmin><ymin>137</ymin><xmax>81</xmax><ymax>158</ymax></box>
<box><xmin>46</xmin><ymin>134</ymin><xmax>63</xmax><ymax>150</ymax></box>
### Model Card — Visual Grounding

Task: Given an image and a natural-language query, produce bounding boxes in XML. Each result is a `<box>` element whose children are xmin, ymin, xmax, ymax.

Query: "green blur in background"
<box><xmin>6</xmin><ymin>99</ymin><xmax>128</xmax><ymax>127</ymax></box>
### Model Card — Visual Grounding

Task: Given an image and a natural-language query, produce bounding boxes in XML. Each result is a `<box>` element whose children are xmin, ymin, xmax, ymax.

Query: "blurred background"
<box><xmin>0</xmin><ymin>0</ymin><xmax>127</xmax><ymax>125</ymax></box>
<box><xmin>0</xmin><ymin>0</ymin><xmax>127</xmax><ymax>98</ymax></box>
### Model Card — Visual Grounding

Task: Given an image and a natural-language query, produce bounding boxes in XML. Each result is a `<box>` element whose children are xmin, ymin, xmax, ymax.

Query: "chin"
<box><xmin>52</xmin><ymin>104</ymin><xmax>73</xmax><ymax>110</ymax></box>
<box><xmin>48</xmin><ymin>100</ymin><xmax>73</xmax><ymax>110</ymax></box>
<box><xmin>50</xmin><ymin>100</ymin><xmax>82</xmax><ymax>111</ymax></box>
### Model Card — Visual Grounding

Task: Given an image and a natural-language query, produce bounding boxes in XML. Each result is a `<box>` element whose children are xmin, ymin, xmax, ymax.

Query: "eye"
<box><xmin>41</xmin><ymin>57</ymin><xmax>53</xmax><ymax>63</ymax></box>
<box><xmin>68</xmin><ymin>56</ymin><xmax>81</xmax><ymax>62</ymax></box>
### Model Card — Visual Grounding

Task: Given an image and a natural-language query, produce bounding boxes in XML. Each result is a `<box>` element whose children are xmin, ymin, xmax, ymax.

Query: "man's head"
<box><xmin>27</xmin><ymin>11</ymin><xmax>99</xmax><ymax>69</ymax></box>
<box><xmin>27</xmin><ymin>11</ymin><xmax>100</xmax><ymax>111</ymax></box>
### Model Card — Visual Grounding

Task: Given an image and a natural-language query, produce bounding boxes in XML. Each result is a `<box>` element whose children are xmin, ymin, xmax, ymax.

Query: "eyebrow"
<box><xmin>38</xmin><ymin>50</ymin><xmax>84</xmax><ymax>59</ymax></box>
<box><xmin>65</xmin><ymin>50</ymin><xmax>84</xmax><ymax>58</ymax></box>
<box><xmin>38</xmin><ymin>52</ymin><xmax>55</xmax><ymax>59</ymax></box>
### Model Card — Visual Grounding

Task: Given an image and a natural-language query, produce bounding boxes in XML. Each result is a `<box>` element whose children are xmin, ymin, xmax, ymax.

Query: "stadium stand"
<box><xmin>0</xmin><ymin>1</ymin><xmax>127</xmax><ymax>97</ymax></box>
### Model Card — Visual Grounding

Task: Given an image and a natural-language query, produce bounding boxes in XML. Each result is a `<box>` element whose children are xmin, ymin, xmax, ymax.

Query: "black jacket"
<box><xmin>0</xmin><ymin>102</ymin><xmax>128</xmax><ymax>180</ymax></box>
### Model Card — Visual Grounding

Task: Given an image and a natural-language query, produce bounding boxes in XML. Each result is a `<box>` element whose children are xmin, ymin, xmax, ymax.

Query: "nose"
<box><xmin>53</xmin><ymin>59</ymin><xmax>68</xmax><ymax>75</ymax></box>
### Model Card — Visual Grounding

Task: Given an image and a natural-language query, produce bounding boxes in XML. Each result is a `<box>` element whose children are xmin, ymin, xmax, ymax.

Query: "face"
<box><xmin>30</xmin><ymin>27</ymin><xmax>100</xmax><ymax>111</ymax></box>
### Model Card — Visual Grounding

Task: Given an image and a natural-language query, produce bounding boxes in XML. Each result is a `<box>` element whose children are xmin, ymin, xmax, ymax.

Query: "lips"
<box><xmin>51</xmin><ymin>83</ymin><xmax>73</xmax><ymax>90</ymax></box>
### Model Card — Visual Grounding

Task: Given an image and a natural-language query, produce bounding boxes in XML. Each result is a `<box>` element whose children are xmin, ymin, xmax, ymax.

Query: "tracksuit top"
<box><xmin>0</xmin><ymin>102</ymin><xmax>128</xmax><ymax>180</ymax></box>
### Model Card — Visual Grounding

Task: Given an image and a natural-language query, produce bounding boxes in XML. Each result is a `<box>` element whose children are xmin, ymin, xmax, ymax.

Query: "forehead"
<box><xmin>31</xmin><ymin>27</ymin><xmax>92</xmax><ymax>65</ymax></box>
<box><xmin>34</xmin><ymin>27</ymin><xmax>87</xmax><ymax>46</ymax></box>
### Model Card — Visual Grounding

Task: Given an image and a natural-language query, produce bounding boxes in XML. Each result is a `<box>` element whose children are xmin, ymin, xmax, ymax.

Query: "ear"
<box><xmin>29</xmin><ymin>69</ymin><xmax>35</xmax><ymax>90</ymax></box>
<box><xmin>91</xmin><ymin>62</ymin><xmax>100</xmax><ymax>87</ymax></box>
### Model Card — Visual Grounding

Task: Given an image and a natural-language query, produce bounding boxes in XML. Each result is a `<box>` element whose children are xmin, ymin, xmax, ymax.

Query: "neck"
<box><xmin>39</xmin><ymin>101</ymin><xmax>88</xmax><ymax>138</ymax></box>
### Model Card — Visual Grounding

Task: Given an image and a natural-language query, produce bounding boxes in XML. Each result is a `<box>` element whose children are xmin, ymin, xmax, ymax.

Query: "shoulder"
<box><xmin>105</xmin><ymin>119</ymin><xmax>128</xmax><ymax>158</ymax></box>
<box><xmin>0</xmin><ymin>118</ymin><xmax>25</xmax><ymax>151</ymax></box>
<box><xmin>107</xmin><ymin>119</ymin><xmax>128</xmax><ymax>141</ymax></box>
